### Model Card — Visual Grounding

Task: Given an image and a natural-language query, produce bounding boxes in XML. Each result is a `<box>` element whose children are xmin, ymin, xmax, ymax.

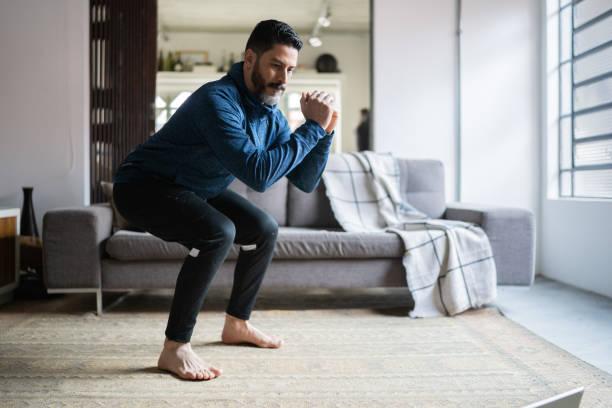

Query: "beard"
<box><xmin>251</xmin><ymin>57</ymin><xmax>285</xmax><ymax>106</ymax></box>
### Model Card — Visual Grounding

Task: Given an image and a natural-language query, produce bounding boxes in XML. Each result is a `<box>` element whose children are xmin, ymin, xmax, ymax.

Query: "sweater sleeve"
<box><xmin>278</xmin><ymin>116</ymin><xmax>334</xmax><ymax>193</ymax></box>
<box><xmin>192</xmin><ymin>90</ymin><xmax>327</xmax><ymax>192</ymax></box>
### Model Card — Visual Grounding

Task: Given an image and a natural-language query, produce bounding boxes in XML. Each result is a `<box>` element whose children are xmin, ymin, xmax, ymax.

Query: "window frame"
<box><xmin>557</xmin><ymin>0</ymin><xmax>612</xmax><ymax>199</ymax></box>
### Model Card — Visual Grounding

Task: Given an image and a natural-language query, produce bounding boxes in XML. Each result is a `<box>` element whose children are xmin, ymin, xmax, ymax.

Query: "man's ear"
<box><xmin>244</xmin><ymin>49</ymin><xmax>256</xmax><ymax>69</ymax></box>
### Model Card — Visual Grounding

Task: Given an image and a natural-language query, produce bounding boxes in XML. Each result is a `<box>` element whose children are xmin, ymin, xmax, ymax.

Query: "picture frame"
<box><xmin>176</xmin><ymin>50</ymin><xmax>210</xmax><ymax>65</ymax></box>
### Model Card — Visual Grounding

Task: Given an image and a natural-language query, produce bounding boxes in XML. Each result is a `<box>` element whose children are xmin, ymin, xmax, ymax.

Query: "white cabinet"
<box><xmin>156</xmin><ymin>71</ymin><xmax>343</xmax><ymax>153</ymax></box>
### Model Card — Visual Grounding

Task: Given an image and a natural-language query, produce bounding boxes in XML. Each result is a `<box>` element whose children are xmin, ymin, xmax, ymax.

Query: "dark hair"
<box><xmin>245</xmin><ymin>20</ymin><xmax>303</xmax><ymax>55</ymax></box>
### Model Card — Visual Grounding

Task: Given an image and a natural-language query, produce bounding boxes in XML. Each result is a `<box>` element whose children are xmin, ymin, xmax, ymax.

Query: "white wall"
<box><xmin>460</xmin><ymin>0</ymin><xmax>539</xmax><ymax>213</ymax></box>
<box><xmin>0</xmin><ymin>0</ymin><xmax>90</xmax><ymax>231</ymax></box>
<box><xmin>373</xmin><ymin>0</ymin><xmax>458</xmax><ymax>202</ymax></box>
<box><xmin>540</xmin><ymin>200</ymin><xmax>612</xmax><ymax>297</ymax></box>
<box><xmin>159</xmin><ymin>31</ymin><xmax>370</xmax><ymax>153</ymax></box>
<box><xmin>373</xmin><ymin>0</ymin><xmax>540</xmax><ymax>212</ymax></box>
<box><xmin>540</xmin><ymin>0</ymin><xmax>612</xmax><ymax>298</ymax></box>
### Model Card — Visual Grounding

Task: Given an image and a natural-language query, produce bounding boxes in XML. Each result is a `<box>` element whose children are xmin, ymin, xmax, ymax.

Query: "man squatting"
<box><xmin>112</xmin><ymin>20</ymin><xmax>338</xmax><ymax>380</ymax></box>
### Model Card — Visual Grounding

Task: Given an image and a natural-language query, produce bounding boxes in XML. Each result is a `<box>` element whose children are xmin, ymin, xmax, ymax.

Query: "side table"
<box><xmin>0</xmin><ymin>208</ymin><xmax>20</xmax><ymax>306</ymax></box>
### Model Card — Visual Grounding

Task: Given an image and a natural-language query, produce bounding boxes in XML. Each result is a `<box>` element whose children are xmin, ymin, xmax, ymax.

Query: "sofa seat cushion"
<box><xmin>105</xmin><ymin>230</ymin><xmax>208</xmax><ymax>261</ymax></box>
<box><xmin>274</xmin><ymin>227</ymin><xmax>403</xmax><ymax>259</ymax></box>
<box><xmin>106</xmin><ymin>227</ymin><xmax>405</xmax><ymax>261</ymax></box>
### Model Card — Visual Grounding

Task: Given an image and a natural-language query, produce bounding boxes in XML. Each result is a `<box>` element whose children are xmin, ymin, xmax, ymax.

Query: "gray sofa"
<box><xmin>43</xmin><ymin>158</ymin><xmax>536</xmax><ymax>315</ymax></box>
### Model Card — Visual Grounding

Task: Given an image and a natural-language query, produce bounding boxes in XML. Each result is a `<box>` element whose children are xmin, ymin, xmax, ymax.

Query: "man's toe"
<box><xmin>182</xmin><ymin>369</ymin><xmax>197</xmax><ymax>380</ymax></box>
<box><xmin>270</xmin><ymin>336</ymin><xmax>283</xmax><ymax>348</ymax></box>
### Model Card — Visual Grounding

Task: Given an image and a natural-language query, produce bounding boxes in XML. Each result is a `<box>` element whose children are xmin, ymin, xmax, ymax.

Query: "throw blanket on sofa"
<box><xmin>321</xmin><ymin>151</ymin><xmax>497</xmax><ymax>317</ymax></box>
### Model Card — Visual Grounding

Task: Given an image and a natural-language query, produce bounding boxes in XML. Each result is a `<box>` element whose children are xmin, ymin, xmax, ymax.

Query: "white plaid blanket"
<box><xmin>321</xmin><ymin>151</ymin><xmax>497</xmax><ymax>317</ymax></box>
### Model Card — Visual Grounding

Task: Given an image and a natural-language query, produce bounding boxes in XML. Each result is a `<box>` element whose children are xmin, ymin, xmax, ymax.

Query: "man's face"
<box><xmin>245</xmin><ymin>44</ymin><xmax>298</xmax><ymax>106</ymax></box>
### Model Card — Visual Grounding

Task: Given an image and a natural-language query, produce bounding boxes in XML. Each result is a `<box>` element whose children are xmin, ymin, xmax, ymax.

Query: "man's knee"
<box><xmin>258</xmin><ymin>214</ymin><xmax>278</xmax><ymax>241</ymax></box>
<box><xmin>191</xmin><ymin>218</ymin><xmax>235</xmax><ymax>252</ymax></box>
<box><xmin>240</xmin><ymin>214</ymin><xmax>278</xmax><ymax>252</ymax></box>
<box><xmin>218</xmin><ymin>219</ymin><xmax>237</xmax><ymax>248</ymax></box>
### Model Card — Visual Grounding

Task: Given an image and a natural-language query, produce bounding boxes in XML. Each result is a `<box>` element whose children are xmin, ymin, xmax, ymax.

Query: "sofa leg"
<box><xmin>96</xmin><ymin>289</ymin><xmax>103</xmax><ymax>316</ymax></box>
<box><xmin>95</xmin><ymin>290</ymin><xmax>133</xmax><ymax>316</ymax></box>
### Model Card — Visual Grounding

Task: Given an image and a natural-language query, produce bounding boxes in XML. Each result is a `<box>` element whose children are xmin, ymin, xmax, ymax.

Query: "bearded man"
<box><xmin>112</xmin><ymin>20</ymin><xmax>337</xmax><ymax>381</ymax></box>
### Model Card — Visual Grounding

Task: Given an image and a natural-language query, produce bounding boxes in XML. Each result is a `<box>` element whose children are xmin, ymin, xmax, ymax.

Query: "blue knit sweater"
<box><xmin>114</xmin><ymin>62</ymin><xmax>333</xmax><ymax>199</ymax></box>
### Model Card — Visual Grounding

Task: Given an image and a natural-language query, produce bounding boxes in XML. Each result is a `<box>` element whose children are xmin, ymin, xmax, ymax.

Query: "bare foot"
<box><xmin>221</xmin><ymin>314</ymin><xmax>283</xmax><ymax>348</ymax></box>
<box><xmin>157</xmin><ymin>338</ymin><xmax>222</xmax><ymax>380</ymax></box>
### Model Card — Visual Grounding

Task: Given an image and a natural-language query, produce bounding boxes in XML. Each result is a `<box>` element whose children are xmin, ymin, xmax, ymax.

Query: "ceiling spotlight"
<box><xmin>318</xmin><ymin>0</ymin><xmax>332</xmax><ymax>27</ymax></box>
<box><xmin>158</xmin><ymin>24</ymin><xmax>169</xmax><ymax>42</ymax></box>
<box><xmin>309</xmin><ymin>0</ymin><xmax>330</xmax><ymax>47</ymax></box>
<box><xmin>309</xmin><ymin>37</ymin><xmax>322</xmax><ymax>47</ymax></box>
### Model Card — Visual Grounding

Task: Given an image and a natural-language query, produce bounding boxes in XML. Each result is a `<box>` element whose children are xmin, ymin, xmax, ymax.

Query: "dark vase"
<box><xmin>20</xmin><ymin>187</ymin><xmax>39</xmax><ymax>237</ymax></box>
<box><xmin>17</xmin><ymin>186</ymin><xmax>46</xmax><ymax>299</ymax></box>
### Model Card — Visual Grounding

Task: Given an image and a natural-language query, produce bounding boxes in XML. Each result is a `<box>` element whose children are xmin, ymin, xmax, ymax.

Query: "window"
<box><xmin>155</xmin><ymin>92</ymin><xmax>191</xmax><ymax>132</ymax></box>
<box><xmin>285</xmin><ymin>92</ymin><xmax>305</xmax><ymax>131</ymax></box>
<box><xmin>556</xmin><ymin>0</ymin><xmax>612</xmax><ymax>199</ymax></box>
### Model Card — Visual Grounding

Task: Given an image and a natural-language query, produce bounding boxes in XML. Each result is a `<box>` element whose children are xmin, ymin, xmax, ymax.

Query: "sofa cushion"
<box><xmin>274</xmin><ymin>227</ymin><xmax>403</xmax><ymax>258</ymax></box>
<box><xmin>287</xmin><ymin>158</ymin><xmax>446</xmax><ymax>228</ymax></box>
<box><xmin>105</xmin><ymin>230</ymin><xmax>241</xmax><ymax>261</ymax></box>
<box><xmin>397</xmin><ymin>159</ymin><xmax>446</xmax><ymax>219</ymax></box>
<box><xmin>105</xmin><ymin>226</ymin><xmax>405</xmax><ymax>261</ymax></box>
<box><xmin>228</xmin><ymin>177</ymin><xmax>287</xmax><ymax>226</ymax></box>
<box><xmin>287</xmin><ymin>180</ymin><xmax>341</xmax><ymax>228</ymax></box>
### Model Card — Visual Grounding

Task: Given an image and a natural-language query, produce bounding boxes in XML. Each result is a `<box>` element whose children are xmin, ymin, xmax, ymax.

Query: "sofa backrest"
<box><xmin>228</xmin><ymin>156</ymin><xmax>446</xmax><ymax>228</ymax></box>
<box><xmin>396</xmin><ymin>159</ymin><xmax>446</xmax><ymax>220</ymax></box>
<box><xmin>228</xmin><ymin>177</ymin><xmax>289</xmax><ymax>226</ymax></box>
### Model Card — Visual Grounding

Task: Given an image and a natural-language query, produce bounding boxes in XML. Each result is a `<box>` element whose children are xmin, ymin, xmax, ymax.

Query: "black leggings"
<box><xmin>113</xmin><ymin>180</ymin><xmax>278</xmax><ymax>343</ymax></box>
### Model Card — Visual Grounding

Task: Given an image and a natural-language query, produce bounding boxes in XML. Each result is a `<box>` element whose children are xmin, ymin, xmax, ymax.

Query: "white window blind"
<box><xmin>558</xmin><ymin>0</ymin><xmax>612</xmax><ymax>199</ymax></box>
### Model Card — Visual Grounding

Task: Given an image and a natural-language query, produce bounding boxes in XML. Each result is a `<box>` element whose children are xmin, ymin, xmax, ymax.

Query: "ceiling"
<box><xmin>157</xmin><ymin>0</ymin><xmax>370</xmax><ymax>34</ymax></box>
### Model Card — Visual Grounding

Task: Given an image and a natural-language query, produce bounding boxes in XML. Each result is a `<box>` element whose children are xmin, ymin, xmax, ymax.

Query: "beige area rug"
<box><xmin>0</xmin><ymin>289</ymin><xmax>611</xmax><ymax>407</ymax></box>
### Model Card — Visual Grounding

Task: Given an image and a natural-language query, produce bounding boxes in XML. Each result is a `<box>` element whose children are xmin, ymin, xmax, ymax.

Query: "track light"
<box><xmin>308</xmin><ymin>0</ymin><xmax>331</xmax><ymax>47</ymax></box>
<box><xmin>157</xmin><ymin>22</ymin><xmax>169</xmax><ymax>42</ymax></box>
<box><xmin>319</xmin><ymin>0</ymin><xmax>331</xmax><ymax>27</ymax></box>
<box><xmin>309</xmin><ymin>37</ymin><xmax>322</xmax><ymax>47</ymax></box>
<box><xmin>318</xmin><ymin>15</ymin><xmax>330</xmax><ymax>28</ymax></box>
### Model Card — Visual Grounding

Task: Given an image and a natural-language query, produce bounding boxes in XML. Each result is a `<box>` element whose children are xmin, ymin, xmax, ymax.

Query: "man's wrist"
<box><xmin>304</xmin><ymin>119</ymin><xmax>327</xmax><ymax>136</ymax></box>
<box><xmin>314</xmin><ymin>133</ymin><xmax>333</xmax><ymax>152</ymax></box>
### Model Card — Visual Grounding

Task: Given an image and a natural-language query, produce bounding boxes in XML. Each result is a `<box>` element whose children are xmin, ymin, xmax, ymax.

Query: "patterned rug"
<box><xmin>0</xmin><ymin>289</ymin><xmax>611</xmax><ymax>407</ymax></box>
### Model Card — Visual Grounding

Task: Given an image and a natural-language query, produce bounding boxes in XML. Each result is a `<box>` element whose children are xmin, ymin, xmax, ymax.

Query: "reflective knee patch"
<box><xmin>241</xmin><ymin>244</ymin><xmax>257</xmax><ymax>251</ymax></box>
<box><xmin>189</xmin><ymin>248</ymin><xmax>200</xmax><ymax>257</ymax></box>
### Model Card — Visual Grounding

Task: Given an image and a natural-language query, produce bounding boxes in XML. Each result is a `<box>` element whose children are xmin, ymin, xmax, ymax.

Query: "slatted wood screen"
<box><xmin>90</xmin><ymin>0</ymin><xmax>157</xmax><ymax>203</ymax></box>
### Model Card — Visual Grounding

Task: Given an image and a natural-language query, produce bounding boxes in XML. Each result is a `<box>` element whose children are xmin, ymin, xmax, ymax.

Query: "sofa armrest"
<box><xmin>443</xmin><ymin>202</ymin><xmax>536</xmax><ymax>286</ymax></box>
<box><xmin>43</xmin><ymin>203</ymin><xmax>113</xmax><ymax>289</ymax></box>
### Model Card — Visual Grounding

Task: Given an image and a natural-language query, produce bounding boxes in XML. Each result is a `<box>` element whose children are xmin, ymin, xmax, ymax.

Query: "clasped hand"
<box><xmin>300</xmin><ymin>91</ymin><xmax>339</xmax><ymax>134</ymax></box>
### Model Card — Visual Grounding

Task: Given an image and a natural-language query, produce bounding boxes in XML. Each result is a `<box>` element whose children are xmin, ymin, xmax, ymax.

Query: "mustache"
<box><xmin>267</xmin><ymin>83</ymin><xmax>286</xmax><ymax>91</ymax></box>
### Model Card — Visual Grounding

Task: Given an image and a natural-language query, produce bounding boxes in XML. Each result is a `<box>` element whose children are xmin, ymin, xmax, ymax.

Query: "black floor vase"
<box><xmin>20</xmin><ymin>186</ymin><xmax>39</xmax><ymax>237</ymax></box>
